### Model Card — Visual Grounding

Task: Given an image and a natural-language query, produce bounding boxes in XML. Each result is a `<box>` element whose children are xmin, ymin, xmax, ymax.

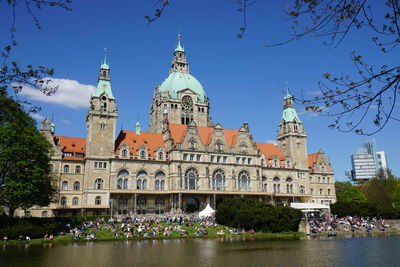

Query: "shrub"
<box><xmin>330</xmin><ymin>202</ymin><xmax>400</xmax><ymax>219</ymax></box>
<box><xmin>216</xmin><ymin>198</ymin><xmax>302</xmax><ymax>233</ymax></box>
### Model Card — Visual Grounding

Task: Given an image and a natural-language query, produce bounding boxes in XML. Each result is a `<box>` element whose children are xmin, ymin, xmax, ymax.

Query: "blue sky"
<box><xmin>1</xmin><ymin>0</ymin><xmax>398</xmax><ymax>179</ymax></box>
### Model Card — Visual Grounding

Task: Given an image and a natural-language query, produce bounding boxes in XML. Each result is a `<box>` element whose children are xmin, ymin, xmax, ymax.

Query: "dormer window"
<box><xmin>122</xmin><ymin>149</ymin><xmax>128</xmax><ymax>158</ymax></box>
<box><xmin>158</xmin><ymin>152</ymin><xmax>164</xmax><ymax>160</ymax></box>
<box><xmin>140</xmin><ymin>150</ymin><xmax>147</xmax><ymax>159</ymax></box>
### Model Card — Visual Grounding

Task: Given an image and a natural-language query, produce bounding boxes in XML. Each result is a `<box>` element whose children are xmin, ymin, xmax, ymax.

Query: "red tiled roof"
<box><xmin>308</xmin><ymin>153</ymin><xmax>319</xmax><ymax>169</ymax></box>
<box><xmin>169</xmin><ymin>123</ymin><xmax>239</xmax><ymax>147</ymax></box>
<box><xmin>256</xmin><ymin>143</ymin><xmax>285</xmax><ymax>161</ymax></box>
<box><xmin>53</xmin><ymin>136</ymin><xmax>86</xmax><ymax>160</ymax></box>
<box><xmin>115</xmin><ymin>131</ymin><xmax>165</xmax><ymax>157</ymax></box>
<box><xmin>169</xmin><ymin>124</ymin><xmax>187</xmax><ymax>144</ymax></box>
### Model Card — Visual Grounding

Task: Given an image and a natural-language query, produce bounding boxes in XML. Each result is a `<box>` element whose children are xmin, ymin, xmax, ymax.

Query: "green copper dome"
<box><xmin>159</xmin><ymin>72</ymin><xmax>206</xmax><ymax>102</ymax></box>
<box><xmin>282</xmin><ymin>107</ymin><xmax>301</xmax><ymax>123</ymax></box>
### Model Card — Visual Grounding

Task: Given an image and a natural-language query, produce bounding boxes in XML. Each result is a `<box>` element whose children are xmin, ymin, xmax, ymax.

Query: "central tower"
<box><xmin>149</xmin><ymin>34</ymin><xmax>212</xmax><ymax>133</ymax></box>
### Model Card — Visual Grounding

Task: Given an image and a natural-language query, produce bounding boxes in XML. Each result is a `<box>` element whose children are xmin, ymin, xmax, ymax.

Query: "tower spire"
<box><xmin>170</xmin><ymin>34</ymin><xmax>189</xmax><ymax>74</ymax></box>
<box><xmin>103</xmin><ymin>47</ymin><xmax>108</xmax><ymax>65</ymax></box>
<box><xmin>92</xmin><ymin>50</ymin><xmax>114</xmax><ymax>99</ymax></box>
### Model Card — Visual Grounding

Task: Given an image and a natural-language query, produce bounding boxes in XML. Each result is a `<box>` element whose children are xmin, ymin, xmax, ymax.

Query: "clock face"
<box><xmin>181</xmin><ymin>95</ymin><xmax>193</xmax><ymax>109</ymax></box>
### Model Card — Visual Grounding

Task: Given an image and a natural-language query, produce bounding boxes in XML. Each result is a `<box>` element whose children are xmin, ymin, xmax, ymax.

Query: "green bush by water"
<box><xmin>215</xmin><ymin>198</ymin><xmax>302</xmax><ymax>232</ymax></box>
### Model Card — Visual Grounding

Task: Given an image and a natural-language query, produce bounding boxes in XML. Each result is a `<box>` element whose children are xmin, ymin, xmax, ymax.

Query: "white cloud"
<box><xmin>30</xmin><ymin>113</ymin><xmax>45</xmax><ymax>121</ymax></box>
<box><xmin>61</xmin><ymin>119</ymin><xmax>72</xmax><ymax>125</ymax></box>
<box><xmin>19</xmin><ymin>78</ymin><xmax>96</xmax><ymax>109</ymax></box>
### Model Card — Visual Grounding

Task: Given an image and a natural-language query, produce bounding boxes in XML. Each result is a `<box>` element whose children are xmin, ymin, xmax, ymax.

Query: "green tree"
<box><xmin>362</xmin><ymin>178</ymin><xmax>399</xmax><ymax>208</ymax></box>
<box><xmin>336</xmin><ymin>185</ymin><xmax>367</xmax><ymax>203</ymax></box>
<box><xmin>0</xmin><ymin>90</ymin><xmax>56</xmax><ymax>216</ymax></box>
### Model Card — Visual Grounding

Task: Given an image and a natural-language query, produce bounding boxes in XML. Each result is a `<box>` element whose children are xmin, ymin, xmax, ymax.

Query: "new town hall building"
<box><xmin>32</xmin><ymin>36</ymin><xmax>336</xmax><ymax>217</ymax></box>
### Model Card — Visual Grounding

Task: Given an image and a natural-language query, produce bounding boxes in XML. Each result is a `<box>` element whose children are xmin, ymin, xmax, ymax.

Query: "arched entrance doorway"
<box><xmin>185</xmin><ymin>197</ymin><xmax>199</xmax><ymax>212</ymax></box>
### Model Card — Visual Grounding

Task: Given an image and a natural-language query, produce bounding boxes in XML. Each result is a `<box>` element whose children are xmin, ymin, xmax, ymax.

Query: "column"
<box><xmin>178</xmin><ymin>193</ymin><xmax>182</xmax><ymax>213</ymax></box>
<box><xmin>134</xmin><ymin>193</ymin><xmax>137</xmax><ymax>215</ymax></box>
<box><xmin>213</xmin><ymin>194</ymin><xmax>216</xmax><ymax>209</ymax></box>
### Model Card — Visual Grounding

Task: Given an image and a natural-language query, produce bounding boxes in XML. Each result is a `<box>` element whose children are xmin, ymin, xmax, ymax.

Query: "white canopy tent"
<box><xmin>290</xmin><ymin>202</ymin><xmax>330</xmax><ymax>212</ymax></box>
<box><xmin>198</xmin><ymin>203</ymin><xmax>215</xmax><ymax>218</ymax></box>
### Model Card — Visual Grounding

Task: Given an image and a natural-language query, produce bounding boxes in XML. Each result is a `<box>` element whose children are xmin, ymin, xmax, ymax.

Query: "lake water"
<box><xmin>1</xmin><ymin>234</ymin><xmax>399</xmax><ymax>267</ymax></box>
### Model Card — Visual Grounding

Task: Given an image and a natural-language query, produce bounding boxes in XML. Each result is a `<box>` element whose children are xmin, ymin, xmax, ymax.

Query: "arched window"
<box><xmin>155</xmin><ymin>171</ymin><xmax>165</xmax><ymax>179</ymax></box>
<box><xmin>328</xmin><ymin>189</ymin><xmax>331</xmax><ymax>196</ymax></box>
<box><xmin>156</xmin><ymin>197</ymin><xmax>165</xmax><ymax>205</ymax></box>
<box><xmin>263</xmin><ymin>183</ymin><xmax>268</xmax><ymax>192</ymax></box>
<box><xmin>300</xmin><ymin>185</ymin><xmax>305</xmax><ymax>194</ymax></box>
<box><xmin>185</xmin><ymin>168</ymin><xmax>198</xmax><ymax>190</ymax></box>
<box><xmin>327</xmin><ymin>177</ymin><xmax>330</xmax><ymax>183</ymax></box>
<box><xmin>63</xmin><ymin>165</ymin><xmax>70</xmax><ymax>173</ymax></box>
<box><xmin>42</xmin><ymin>211</ymin><xmax>48</xmax><ymax>218</ymax></box>
<box><xmin>73</xmin><ymin>181</ymin><xmax>80</xmax><ymax>190</ymax></box>
<box><xmin>118</xmin><ymin>169</ymin><xmax>129</xmax><ymax>176</ymax></box>
<box><xmin>272</xmin><ymin>176</ymin><xmax>280</xmax><ymax>193</ymax></box>
<box><xmin>61</xmin><ymin>181</ymin><xmax>68</xmax><ymax>190</ymax></box>
<box><xmin>95</xmin><ymin>178</ymin><xmax>103</xmax><ymax>190</ymax></box>
<box><xmin>122</xmin><ymin>149</ymin><xmax>128</xmax><ymax>158</ymax></box>
<box><xmin>142</xmin><ymin>179</ymin><xmax>147</xmax><ymax>190</ymax></box>
<box><xmin>100</xmin><ymin>122</ymin><xmax>106</xmax><ymax>130</ymax></box>
<box><xmin>160</xmin><ymin>180</ymin><xmax>165</xmax><ymax>190</ymax></box>
<box><xmin>155</xmin><ymin>180</ymin><xmax>160</xmax><ymax>190</ymax></box>
<box><xmin>72</xmin><ymin>197</ymin><xmax>78</xmax><ymax>206</ymax></box>
<box><xmin>311</xmin><ymin>188</ymin><xmax>314</xmax><ymax>195</ymax></box>
<box><xmin>137</xmin><ymin>171</ymin><xmax>147</xmax><ymax>189</ymax></box>
<box><xmin>75</xmin><ymin>165</ymin><xmax>81</xmax><ymax>174</ymax></box>
<box><xmin>238</xmin><ymin>171</ymin><xmax>249</xmax><ymax>191</ymax></box>
<box><xmin>323</xmin><ymin>177</ymin><xmax>326</xmax><ymax>183</ymax></box>
<box><xmin>320</xmin><ymin>188</ymin><xmax>323</xmax><ymax>195</ymax></box>
<box><xmin>95</xmin><ymin>196</ymin><xmax>101</xmax><ymax>205</ymax></box>
<box><xmin>213</xmin><ymin>169</ymin><xmax>225</xmax><ymax>191</ymax></box>
<box><xmin>60</xmin><ymin>197</ymin><xmax>67</xmax><ymax>206</ymax></box>
<box><xmin>158</xmin><ymin>152</ymin><xmax>164</xmax><ymax>160</ymax></box>
<box><xmin>123</xmin><ymin>179</ymin><xmax>128</xmax><ymax>190</ymax></box>
<box><xmin>117</xmin><ymin>178</ymin><xmax>123</xmax><ymax>189</ymax></box>
<box><xmin>286</xmin><ymin>177</ymin><xmax>293</xmax><ymax>193</ymax></box>
<box><xmin>140</xmin><ymin>150</ymin><xmax>147</xmax><ymax>159</ymax></box>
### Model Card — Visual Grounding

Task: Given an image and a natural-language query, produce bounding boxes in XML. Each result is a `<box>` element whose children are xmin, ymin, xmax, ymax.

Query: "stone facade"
<box><xmin>24</xmin><ymin>36</ymin><xmax>336</xmax><ymax>217</ymax></box>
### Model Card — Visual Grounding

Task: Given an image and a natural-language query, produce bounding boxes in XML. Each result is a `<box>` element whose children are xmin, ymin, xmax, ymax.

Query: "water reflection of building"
<box><xmin>27</xmin><ymin>35</ymin><xmax>336</xmax><ymax>217</ymax></box>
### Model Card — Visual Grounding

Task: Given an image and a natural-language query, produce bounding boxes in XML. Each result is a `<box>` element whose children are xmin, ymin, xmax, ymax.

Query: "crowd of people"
<box><xmin>64</xmin><ymin>215</ymin><xmax>229</xmax><ymax>240</ymax></box>
<box><xmin>307</xmin><ymin>213</ymin><xmax>389</xmax><ymax>234</ymax></box>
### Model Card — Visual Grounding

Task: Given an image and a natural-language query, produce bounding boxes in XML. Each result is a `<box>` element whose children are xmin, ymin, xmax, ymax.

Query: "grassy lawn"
<box><xmin>0</xmin><ymin>221</ymin><xmax>305</xmax><ymax>244</ymax></box>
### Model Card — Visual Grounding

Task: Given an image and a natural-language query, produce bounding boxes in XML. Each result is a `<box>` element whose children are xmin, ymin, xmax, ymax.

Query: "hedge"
<box><xmin>330</xmin><ymin>202</ymin><xmax>400</xmax><ymax>219</ymax></box>
<box><xmin>215</xmin><ymin>198</ymin><xmax>302</xmax><ymax>232</ymax></box>
<box><xmin>0</xmin><ymin>215</ymin><xmax>111</xmax><ymax>240</ymax></box>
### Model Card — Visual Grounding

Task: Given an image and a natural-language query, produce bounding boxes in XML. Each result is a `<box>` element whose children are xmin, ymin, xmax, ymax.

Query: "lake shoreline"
<box><xmin>2</xmin><ymin>230</ymin><xmax>400</xmax><ymax>246</ymax></box>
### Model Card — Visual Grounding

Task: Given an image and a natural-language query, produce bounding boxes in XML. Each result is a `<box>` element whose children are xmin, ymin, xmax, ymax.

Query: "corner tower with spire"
<box><xmin>86</xmin><ymin>49</ymin><xmax>118</xmax><ymax>158</ymax></box>
<box><xmin>276</xmin><ymin>83</ymin><xmax>308</xmax><ymax>169</ymax></box>
<box><xmin>149</xmin><ymin>34</ymin><xmax>212</xmax><ymax>133</ymax></box>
